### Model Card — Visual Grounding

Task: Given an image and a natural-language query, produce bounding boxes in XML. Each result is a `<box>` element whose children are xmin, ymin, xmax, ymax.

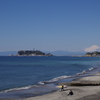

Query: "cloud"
<box><xmin>84</xmin><ymin>45</ymin><xmax>100</xmax><ymax>52</ymax></box>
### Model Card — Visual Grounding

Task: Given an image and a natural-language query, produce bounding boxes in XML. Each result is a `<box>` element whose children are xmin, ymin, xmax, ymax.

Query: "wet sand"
<box><xmin>24</xmin><ymin>73</ymin><xmax>100</xmax><ymax>100</ymax></box>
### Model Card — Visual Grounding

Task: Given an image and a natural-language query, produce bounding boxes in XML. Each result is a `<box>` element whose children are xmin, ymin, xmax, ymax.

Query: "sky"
<box><xmin>0</xmin><ymin>0</ymin><xmax>100</xmax><ymax>52</ymax></box>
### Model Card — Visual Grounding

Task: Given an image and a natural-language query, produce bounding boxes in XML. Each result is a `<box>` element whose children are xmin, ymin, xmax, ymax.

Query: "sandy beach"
<box><xmin>24</xmin><ymin>73</ymin><xmax>100</xmax><ymax>100</ymax></box>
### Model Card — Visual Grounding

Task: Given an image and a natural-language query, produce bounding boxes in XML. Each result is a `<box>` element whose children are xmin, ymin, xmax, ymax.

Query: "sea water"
<box><xmin>0</xmin><ymin>56</ymin><xmax>100</xmax><ymax>99</ymax></box>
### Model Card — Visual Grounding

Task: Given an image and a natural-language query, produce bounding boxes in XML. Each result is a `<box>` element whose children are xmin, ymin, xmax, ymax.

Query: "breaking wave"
<box><xmin>0</xmin><ymin>67</ymin><xmax>97</xmax><ymax>94</ymax></box>
<box><xmin>0</xmin><ymin>85</ymin><xmax>36</xmax><ymax>93</ymax></box>
<box><xmin>39</xmin><ymin>67</ymin><xmax>96</xmax><ymax>84</ymax></box>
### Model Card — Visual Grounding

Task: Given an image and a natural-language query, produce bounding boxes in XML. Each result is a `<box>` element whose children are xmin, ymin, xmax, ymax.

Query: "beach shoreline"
<box><xmin>24</xmin><ymin>72</ymin><xmax>100</xmax><ymax>100</ymax></box>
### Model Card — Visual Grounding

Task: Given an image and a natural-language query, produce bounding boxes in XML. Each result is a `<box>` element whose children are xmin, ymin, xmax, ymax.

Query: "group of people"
<box><xmin>61</xmin><ymin>85</ymin><xmax>74</xmax><ymax>96</ymax></box>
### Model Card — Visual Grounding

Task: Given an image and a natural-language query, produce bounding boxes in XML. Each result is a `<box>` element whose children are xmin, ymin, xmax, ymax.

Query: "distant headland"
<box><xmin>15</xmin><ymin>50</ymin><xmax>53</xmax><ymax>56</ymax></box>
<box><xmin>85</xmin><ymin>51</ymin><xmax>100</xmax><ymax>57</ymax></box>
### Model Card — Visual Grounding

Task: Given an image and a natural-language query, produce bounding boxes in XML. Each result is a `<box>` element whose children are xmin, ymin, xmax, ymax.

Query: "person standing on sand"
<box><xmin>61</xmin><ymin>85</ymin><xmax>64</xmax><ymax>91</ymax></box>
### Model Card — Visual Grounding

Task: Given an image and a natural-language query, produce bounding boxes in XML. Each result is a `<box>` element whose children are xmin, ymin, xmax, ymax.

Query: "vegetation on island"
<box><xmin>86</xmin><ymin>51</ymin><xmax>100</xmax><ymax>57</ymax></box>
<box><xmin>17</xmin><ymin>50</ymin><xmax>53</xmax><ymax>56</ymax></box>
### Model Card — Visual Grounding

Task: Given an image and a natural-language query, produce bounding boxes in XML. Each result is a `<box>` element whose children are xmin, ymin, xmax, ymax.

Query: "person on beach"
<box><xmin>61</xmin><ymin>85</ymin><xmax>64</xmax><ymax>91</ymax></box>
<box><xmin>68</xmin><ymin>89</ymin><xmax>74</xmax><ymax>96</ymax></box>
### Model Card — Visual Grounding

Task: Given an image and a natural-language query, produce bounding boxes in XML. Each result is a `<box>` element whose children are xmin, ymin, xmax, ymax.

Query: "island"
<box><xmin>16</xmin><ymin>50</ymin><xmax>53</xmax><ymax>56</ymax></box>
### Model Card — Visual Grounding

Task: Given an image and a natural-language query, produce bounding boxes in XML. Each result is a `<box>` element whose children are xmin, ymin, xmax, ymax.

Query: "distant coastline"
<box><xmin>1</xmin><ymin>50</ymin><xmax>100</xmax><ymax>57</ymax></box>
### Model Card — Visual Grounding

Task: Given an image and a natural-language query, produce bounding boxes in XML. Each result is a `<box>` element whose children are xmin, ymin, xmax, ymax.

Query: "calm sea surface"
<box><xmin>0</xmin><ymin>56</ymin><xmax>100</xmax><ymax>99</ymax></box>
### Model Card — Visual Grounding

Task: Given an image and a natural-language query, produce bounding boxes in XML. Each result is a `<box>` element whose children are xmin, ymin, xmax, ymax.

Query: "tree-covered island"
<box><xmin>16</xmin><ymin>50</ymin><xmax>53</xmax><ymax>56</ymax></box>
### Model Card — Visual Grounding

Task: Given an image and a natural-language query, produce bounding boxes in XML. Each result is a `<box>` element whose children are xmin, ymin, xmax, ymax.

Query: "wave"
<box><xmin>0</xmin><ymin>85</ymin><xmax>37</xmax><ymax>93</ymax></box>
<box><xmin>89</xmin><ymin>67</ymin><xmax>94</xmax><ymax>71</ymax></box>
<box><xmin>39</xmin><ymin>67</ymin><xmax>96</xmax><ymax>84</ymax></box>
<box><xmin>0</xmin><ymin>67</ymin><xmax>97</xmax><ymax>93</ymax></box>
<box><xmin>76</xmin><ymin>70</ymin><xmax>86</xmax><ymax>75</ymax></box>
<box><xmin>76</xmin><ymin>67</ymin><xmax>95</xmax><ymax>75</ymax></box>
<box><xmin>38</xmin><ymin>75</ymin><xmax>71</xmax><ymax>84</ymax></box>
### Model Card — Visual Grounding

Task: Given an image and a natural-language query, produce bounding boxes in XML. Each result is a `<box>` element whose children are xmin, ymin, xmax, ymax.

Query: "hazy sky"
<box><xmin>0</xmin><ymin>0</ymin><xmax>100</xmax><ymax>52</ymax></box>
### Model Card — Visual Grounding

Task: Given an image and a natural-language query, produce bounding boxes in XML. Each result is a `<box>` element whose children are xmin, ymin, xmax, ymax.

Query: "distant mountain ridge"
<box><xmin>44</xmin><ymin>50</ymin><xmax>86</xmax><ymax>56</ymax></box>
<box><xmin>0</xmin><ymin>50</ymin><xmax>86</xmax><ymax>56</ymax></box>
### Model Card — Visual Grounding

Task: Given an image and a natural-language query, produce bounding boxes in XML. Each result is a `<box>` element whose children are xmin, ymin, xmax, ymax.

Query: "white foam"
<box><xmin>1</xmin><ymin>85</ymin><xmax>34</xmax><ymax>93</ymax></box>
<box><xmin>77</xmin><ymin>70</ymin><xmax>86</xmax><ymax>75</ymax></box>
<box><xmin>39</xmin><ymin>75</ymin><xmax>71</xmax><ymax>84</ymax></box>
<box><xmin>49</xmin><ymin>75</ymin><xmax>71</xmax><ymax>82</ymax></box>
<box><xmin>77</xmin><ymin>73</ymin><xmax>82</xmax><ymax>75</ymax></box>
<box><xmin>89</xmin><ymin>67</ymin><xmax>93</xmax><ymax>71</ymax></box>
<box><xmin>77</xmin><ymin>67</ymin><xmax>95</xmax><ymax>75</ymax></box>
<box><xmin>82</xmin><ymin>70</ymin><xmax>86</xmax><ymax>73</ymax></box>
<box><xmin>38</xmin><ymin>82</ymin><xmax>45</xmax><ymax>85</ymax></box>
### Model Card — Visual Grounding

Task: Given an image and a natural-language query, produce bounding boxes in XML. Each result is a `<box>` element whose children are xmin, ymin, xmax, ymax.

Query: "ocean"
<box><xmin>0</xmin><ymin>56</ymin><xmax>100</xmax><ymax>99</ymax></box>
